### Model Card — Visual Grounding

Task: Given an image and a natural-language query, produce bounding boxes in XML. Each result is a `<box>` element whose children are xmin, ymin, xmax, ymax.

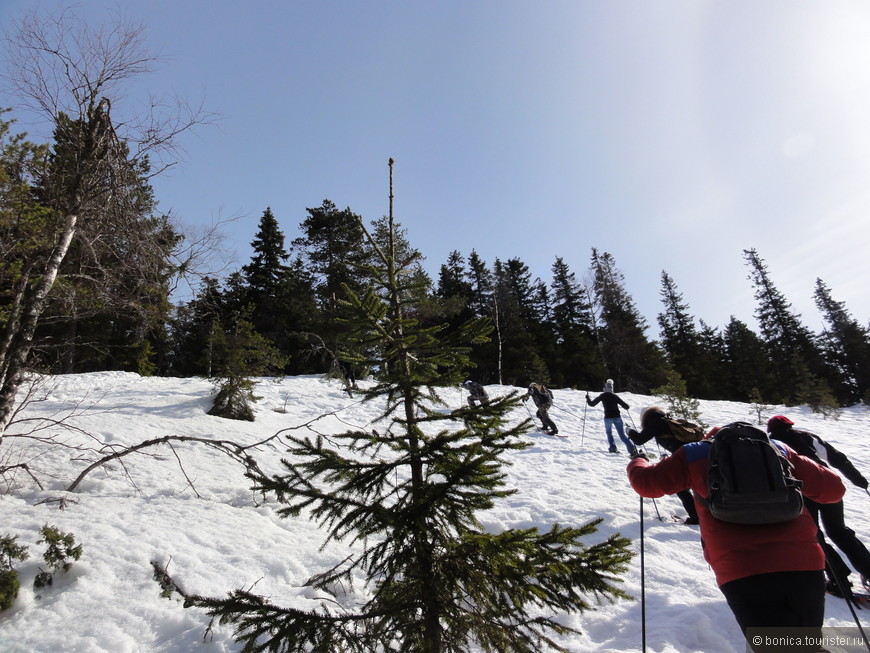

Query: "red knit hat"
<box><xmin>767</xmin><ymin>415</ymin><xmax>794</xmax><ymax>433</ymax></box>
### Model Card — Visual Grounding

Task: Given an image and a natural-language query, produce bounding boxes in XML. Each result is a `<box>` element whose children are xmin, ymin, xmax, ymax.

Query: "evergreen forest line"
<box><xmin>169</xmin><ymin>203</ymin><xmax>870</xmax><ymax>410</ymax></box>
<box><xmin>3</xmin><ymin>109</ymin><xmax>869</xmax><ymax>412</ymax></box>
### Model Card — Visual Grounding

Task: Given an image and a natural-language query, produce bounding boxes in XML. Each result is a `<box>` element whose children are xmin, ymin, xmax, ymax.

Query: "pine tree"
<box><xmin>190</xmin><ymin>161</ymin><xmax>633</xmax><ymax>652</ymax></box>
<box><xmin>813</xmin><ymin>278</ymin><xmax>870</xmax><ymax>404</ymax></box>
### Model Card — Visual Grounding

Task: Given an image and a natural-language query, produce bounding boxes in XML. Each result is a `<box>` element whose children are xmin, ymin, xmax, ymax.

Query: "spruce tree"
<box><xmin>241</xmin><ymin>208</ymin><xmax>319</xmax><ymax>373</ymax></box>
<box><xmin>292</xmin><ymin>199</ymin><xmax>370</xmax><ymax>372</ymax></box>
<box><xmin>466</xmin><ymin>250</ymin><xmax>494</xmax><ymax>319</ymax></box>
<box><xmin>465</xmin><ymin>250</ymin><xmax>499</xmax><ymax>381</ymax></box>
<box><xmin>723</xmin><ymin>316</ymin><xmax>776</xmax><ymax>403</ymax></box>
<box><xmin>293</xmin><ymin>199</ymin><xmax>369</xmax><ymax>314</ymax></box>
<box><xmin>168</xmin><ymin>276</ymin><xmax>225</xmax><ymax>377</ymax></box>
<box><xmin>492</xmin><ymin>257</ymin><xmax>550</xmax><ymax>385</ymax></box>
<box><xmin>589</xmin><ymin>249</ymin><xmax>666</xmax><ymax>392</ymax></box>
<box><xmin>549</xmin><ymin>257</ymin><xmax>602</xmax><ymax>388</ymax></box>
<box><xmin>813</xmin><ymin>278</ymin><xmax>870</xmax><ymax>404</ymax></box>
<box><xmin>436</xmin><ymin>250</ymin><xmax>475</xmax><ymax>329</ymax></box>
<box><xmin>743</xmin><ymin>249</ymin><xmax>834</xmax><ymax>405</ymax></box>
<box><xmin>696</xmin><ymin>320</ymin><xmax>731</xmax><ymax>399</ymax></box>
<box><xmin>191</xmin><ymin>162</ymin><xmax>633</xmax><ymax>652</ymax></box>
<box><xmin>657</xmin><ymin>271</ymin><xmax>708</xmax><ymax>398</ymax></box>
<box><xmin>242</xmin><ymin>207</ymin><xmax>290</xmax><ymax>301</ymax></box>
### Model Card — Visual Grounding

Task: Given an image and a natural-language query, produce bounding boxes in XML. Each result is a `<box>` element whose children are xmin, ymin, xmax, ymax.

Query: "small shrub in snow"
<box><xmin>34</xmin><ymin>525</ymin><xmax>82</xmax><ymax>590</ymax></box>
<box><xmin>0</xmin><ymin>535</ymin><xmax>29</xmax><ymax>611</ymax></box>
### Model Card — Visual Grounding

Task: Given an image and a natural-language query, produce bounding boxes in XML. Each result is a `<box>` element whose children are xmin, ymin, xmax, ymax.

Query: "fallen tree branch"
<box><xmin>65</xmin><ymin>399</ymin><xmax>370</xmax><ymax>494</ymax></box>
<box><xmin>151</xmin><ymin>557</ymin><xmax>189</xmax><ymax>600</ymax></box>
<box><xmin>1</xmin><ymin>462</ymin><xmax>45</xmax><ymax>490</ymax></box>
<box><xmin>66</xmin><ymin>434</ymin><xmax>262</xmax><ymax>493</ymax></box>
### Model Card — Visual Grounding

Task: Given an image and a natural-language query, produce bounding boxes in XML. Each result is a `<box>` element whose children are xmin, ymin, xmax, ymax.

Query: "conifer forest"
<box><xmin>2</xmin><ymin>7</ymin><xmax>869</xmax><ymax>426</ymax></box>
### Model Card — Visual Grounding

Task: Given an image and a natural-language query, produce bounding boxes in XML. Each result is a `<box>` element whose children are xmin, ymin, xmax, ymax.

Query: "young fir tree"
<box><xmin>651</xmin><ymin>369</ymin><xmax>704</xmax><ymax>426</ymax></box>
<box><xmin>207</xmin><ymin>306</ymin><xmax>286</xmax><ymax>421</ymax></box>
<box><xmin>190</xmin><ymin>162</ymin><xmax>633</xmax><ymax>653</ymax></box>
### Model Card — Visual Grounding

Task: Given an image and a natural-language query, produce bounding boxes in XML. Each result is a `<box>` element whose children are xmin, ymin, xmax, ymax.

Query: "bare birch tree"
<box><xmin>0</xmin><ymin>8</ymin><xmax>214</xmax><ymax>437</ymax></box>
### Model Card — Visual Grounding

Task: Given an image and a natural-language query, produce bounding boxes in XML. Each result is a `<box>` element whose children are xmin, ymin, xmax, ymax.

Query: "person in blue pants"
<box><xmin>586</xmin><ymin>379</ymin><xmax>634</xmax><ymax>454</ymax></box>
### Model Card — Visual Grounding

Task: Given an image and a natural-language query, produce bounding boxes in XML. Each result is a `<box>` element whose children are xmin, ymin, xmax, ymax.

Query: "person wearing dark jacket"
<box><xmin>628</xmin><ymin>406</ymin><xmax>699</xmax><ymax>524</ymax></box>
<box><xmin>522</xmin><ymin>383</ymin><xmax>558</xmax><ymax>435</ymax></box>
<box><xmin>586</xmin><ymin>379</ymin><xmax>633</xmax><ymax>454</ymax></box>
<box><xmin>462</xmin><ymin>380</ymin><xmax>489</xmax><ymax>407</ymax></box>
<box><xmin>768</xmin><ymin>415</ymin><xmax>870</xmax><ymax>595</ymax></box>
<box><xmin>627</xmin><ymin>425</ymin><xmax>845</xmax><ymax>651</ymax></box>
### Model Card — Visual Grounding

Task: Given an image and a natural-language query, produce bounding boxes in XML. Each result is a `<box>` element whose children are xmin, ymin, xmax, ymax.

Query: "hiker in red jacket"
<box><xmin>627</xmin><ymin>425</ymin><xmax>845</xmax><ymax>650</ymax></box>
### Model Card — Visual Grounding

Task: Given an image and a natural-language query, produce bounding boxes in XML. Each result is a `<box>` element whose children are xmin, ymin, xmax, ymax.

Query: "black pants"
<box><xmin>807</xmin><ymin>499</ymin><xmax>870</xmax><ymax>584</ymax></box>
<box><xmin>720</xmin><ymin>570</ymin><xmax>826</xmax><ymax>652</ymax></box>
<box><xmin>676</xmin><ymin>489</ymin><xmax>698</xmax><ymax>522</ymax></box>
<box><xmin>536</xmin><ymin>406</ymin><xmax>557</xmax><ymax>433</ymax></box>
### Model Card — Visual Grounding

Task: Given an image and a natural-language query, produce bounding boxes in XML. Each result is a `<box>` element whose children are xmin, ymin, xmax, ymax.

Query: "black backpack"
<box><xmin>703</xmin><ymin>422</ymin><xmax>804</xmax><ymax>525</ymax></box>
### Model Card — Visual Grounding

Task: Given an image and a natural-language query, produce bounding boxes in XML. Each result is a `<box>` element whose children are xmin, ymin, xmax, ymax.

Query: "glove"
<box><xmin>630</xmin><ymin>450</ymin><xmax>649</xmax><ymax>461</ymax></box>
<box><xmin>857</xmin><ymin>476</ymin><xmax>869</xmax><ymax>490</ymax></box>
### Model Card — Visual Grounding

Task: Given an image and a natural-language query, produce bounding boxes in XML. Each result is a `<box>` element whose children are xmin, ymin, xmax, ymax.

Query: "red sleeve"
<box><xmin>626</xmin><ymin>449</ymin><xmax>692</xmax><ymax>498</ymax></box>
<box><xmin>783</xmin><ymin>445</ymin><xmax>846</xmax><ymax>504</ymax></box>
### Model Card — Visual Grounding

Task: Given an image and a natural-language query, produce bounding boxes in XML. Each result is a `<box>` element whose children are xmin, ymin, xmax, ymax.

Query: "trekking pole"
<box><xmin>827</xmin><ymin>561</ymin><xmax>870</xmax><ymax>652</ymax></box>
<box><xmin>650</xmin><ymin>496</ymin><xmax>663</xmax><ymax>522</ymax></box>
<box><xmin>640</xmin><ymin>495</ymin><xmax>647</xmax><ymax>653</ymax></box>
<box><xmin>581</xmin><ymin>399</ymin><xmax>587</xmax><ymax>446</ymax></box>
<box><xmin>523</xmin><ymin>401</ymin><xmax>537</xmax><ymax>429</ymax></box>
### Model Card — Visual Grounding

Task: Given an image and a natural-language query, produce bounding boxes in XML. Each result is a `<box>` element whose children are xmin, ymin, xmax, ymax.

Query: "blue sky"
<box><xmin>2</xmin><ymin>1</ymin><xmax>869</xmax><ymax>335</ymax></box>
